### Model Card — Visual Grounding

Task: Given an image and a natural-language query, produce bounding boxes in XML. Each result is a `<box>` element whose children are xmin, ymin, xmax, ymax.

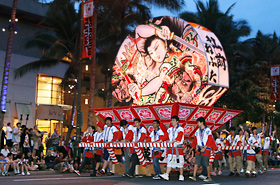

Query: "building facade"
<box><xmin>0</xmin><ymin>0</ymin><xmax>113</xmax><ymax>145</ymax></box>
<box><xmin>0</xmin><ymin>1</ymin><xmax>70</xmax><ymax>142</ymax></box>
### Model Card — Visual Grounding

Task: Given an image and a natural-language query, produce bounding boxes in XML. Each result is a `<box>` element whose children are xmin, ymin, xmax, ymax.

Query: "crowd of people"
<box><xmin>0</xmin><ymin>117</ymin><xmax>279</xmax><ymax>183</ymax></box>
<box><xmin>0</xmin><ymin>122</ymin><xmax>79</xmax><ymax>176</ymax></box>
<box><xmin>75</xmin><ymin>116</ymin><xmax>279</xmax><ymax>182</ymax></box>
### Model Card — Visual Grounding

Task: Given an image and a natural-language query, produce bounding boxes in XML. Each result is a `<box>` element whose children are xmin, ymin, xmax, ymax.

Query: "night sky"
<box><xmin>151</xmin><ymin>0</ymin><xmax>280</xmax><ymax>40</ymax></box>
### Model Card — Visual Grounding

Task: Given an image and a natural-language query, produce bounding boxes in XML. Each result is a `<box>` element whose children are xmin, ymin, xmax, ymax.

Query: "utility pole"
<box><xmin>75</xmin><ymin>1</ymin><xmax>84</xmax><ymax>158</ymax></box>
<box><xmin>88</xmin><ymin>0</ymin><xmax>98</xmax><ymax>126</ymax></box>
<box><xmin>0</xmin><ymin>0</ymin><xmax>18</xmax><ymax>146</ymax></box>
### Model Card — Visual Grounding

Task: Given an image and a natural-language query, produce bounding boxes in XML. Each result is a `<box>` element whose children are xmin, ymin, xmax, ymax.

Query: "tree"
<box><xmin>180</xmin><ymin>0</ymin><xmax>250</xmax><ymax>57</ymax></box>
<box><xmin>14</xmin><ymin>0</ymin><xmax>80</xmax><ymax>143</ymax></box>
<box><xmin>0</xmin><ymin>0</ymin><xmax>18</xmax><ymax>147</ymax></box>
<box><xmin>217</xmin><ymin>31</ymin><xmax>280</xmax><ymax>124</ymax></box>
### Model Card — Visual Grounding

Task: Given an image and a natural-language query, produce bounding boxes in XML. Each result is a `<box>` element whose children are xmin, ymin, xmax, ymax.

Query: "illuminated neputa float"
<box><xmin>112</xmin><ymin>16</ymin><xmax>228</xmax><ymax>107</ymax></box>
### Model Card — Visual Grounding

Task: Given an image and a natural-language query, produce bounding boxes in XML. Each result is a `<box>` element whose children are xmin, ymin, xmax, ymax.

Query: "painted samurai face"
<box><xmin>147</xmin><ymin>38</ymin><xmax>168</xmax><ymax>63</ymax></box>
<box><xmin>172</xmin><ymin>71</ymin><xmax>193</xmax><ymax>96</ymax></box>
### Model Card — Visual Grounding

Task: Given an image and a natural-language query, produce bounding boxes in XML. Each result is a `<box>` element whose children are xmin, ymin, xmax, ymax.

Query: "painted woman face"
<box><xmin>147</xmin><ymin>38</ymin><xmax>167</xmax><ymax>63</ymax></box>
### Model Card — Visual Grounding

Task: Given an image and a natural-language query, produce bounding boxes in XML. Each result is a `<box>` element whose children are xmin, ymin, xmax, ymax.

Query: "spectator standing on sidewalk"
<box><xmin>12</xmin><ymin>123</ymin><xmax>22</xmax><ymax>145</ymax></box>
<box><xmin>32</xmin><ymin>126</ymin><xmax>44</xmax><ymax>158</ymax></box>
<box><xmin>51</xmin><ymin>129</ymin><xmax>60</xmax><ymax>151</ymax></box>
<box><xmin>6</xmin><ymin>123</ymin><xmax>13</xmax><ymax>149</ymax></box>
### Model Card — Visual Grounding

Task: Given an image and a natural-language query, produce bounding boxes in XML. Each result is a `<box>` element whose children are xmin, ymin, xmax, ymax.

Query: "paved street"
<box><xmin>1</xmin><ymin>169</ymin><xmax>280</xmax><ymax>185</ymax></box>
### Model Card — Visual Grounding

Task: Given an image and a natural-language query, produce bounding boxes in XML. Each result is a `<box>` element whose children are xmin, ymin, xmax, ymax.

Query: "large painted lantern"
<box><xmin>112</xmin><ymin>16</ymin><xmax>228</xmax><ymax>106</ymax></box>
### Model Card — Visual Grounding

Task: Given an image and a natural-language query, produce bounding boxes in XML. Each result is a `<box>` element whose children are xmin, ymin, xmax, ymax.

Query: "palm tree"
<box><xmin>218</xmin><ymin>31</ymin><xmax>280</xmax><ymax>123</ymax></box>
<box><xmin>180</xmin><ymin>0</ymin><xmax>250</xmax><ymax>57</ymax></box>
<box><xmin>14</xmin><ymin>0</ymin><xmax>80</xmax><ymax>143</ymax></box>
<box><xmin>0</xmin><ymin>0</ymin><xmax>18</xmax><ymax>146</ymax></box>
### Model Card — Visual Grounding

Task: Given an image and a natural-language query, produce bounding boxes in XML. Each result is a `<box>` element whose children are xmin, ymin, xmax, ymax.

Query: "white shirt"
<box><xmin>250</xmin><ymin>133</ymin><xmax>263</xmax><ymax>148</ymax></box>
<box><xmin>132</xmin><ymin>126</ymin><xmax>147</xmax><ymax>142</ymax></box>
<box><xmin>12</xmin><ymin>127</ymin><xmax>21</xmax><ymax>143</ymax></box>
<box><xmin>263</xmin><ymin>136</ymin><xmax>275</xmax><ymax>150</ymax></box>
<box><xmin>244</xmin><ymin>136</ymin><xmax>258</xmax><ymax>154</ymax></box>
<box><xmin>0</xmin><ymin>149</ymin><xmax>10</xmax><ymax>157</ymax></box>
<box><xmin>120</xmin><ymin>124</ymin><xmax>134</xmax><ymax>140</ymax></box>
<box><xmin>6</xmin><ymin>126</ymin><xmax>12</xmax><ymax>140</ymax></box>
<box><xmin>226</xmin><ymin>134</ymin><xmax>241</xmax><ymax>146</ymax></box>
<box><xmin>239</xmin><ymin>135</ymin><xmax>245</xmax><ymax>146</ymax></box>
<box><xmin>23</xmin><ymin>134</ymin><xmax>30</xmax><ymax>148</ymax></box>
<box><xmin>94</xmin><ymin>132</ymin><xmax>104</xmax><ymax>142</ymax></box>
<box><xmin>103</xmin><ymin>125</ymin><xmax>118</xmax><ymax>143</ymax></box>
<box><xmin>215</xmin><ymin>138</ymin><xmax>224</xmax><ymax>147</ymax></box>
<box><xmin>167</xmin><ymin>125</ymin><xmax>184</xmax><ymax>144</ymax></box>
<box><xmin>149</xmin><ymin>127</ymin><xmax>164</xmax><ymax>142</ymax></box>
<box><xmin>194</xmin><ymin>127</ymin><xmax>212</xmax><ymax>147</ymax></box>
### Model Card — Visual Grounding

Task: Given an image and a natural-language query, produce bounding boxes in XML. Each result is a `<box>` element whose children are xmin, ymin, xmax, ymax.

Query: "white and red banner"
<box><xmin>82</xmin><ymin>0</ymin><xmax>93</xmax><ymax>58</ymax></box>
<box><xmin>271</xmin><ymin>65</ymin><xmax>280</xmax><ymax>100</ymax></box>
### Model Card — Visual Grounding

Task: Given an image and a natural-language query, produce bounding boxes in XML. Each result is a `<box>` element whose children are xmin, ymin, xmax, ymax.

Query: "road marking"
<box><xmin>13</xmin><ymin>176</ymin><xmax>120</xmax><ymax>182</ymax></box>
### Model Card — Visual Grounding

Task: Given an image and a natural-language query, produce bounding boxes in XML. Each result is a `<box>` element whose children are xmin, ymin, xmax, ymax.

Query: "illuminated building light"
<box><xmin>85</xmin><ymin>65</ymin><xmax>88</xmax><ymax>71</ymax></box>
<box><xmin>85</xmin><ymin>99</ymin><xmax>88</xmax><ymax>105</ymax></box>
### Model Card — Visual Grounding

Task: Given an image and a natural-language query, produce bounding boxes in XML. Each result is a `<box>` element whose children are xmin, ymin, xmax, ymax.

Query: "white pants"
<box><xmin>167</xmin><ymin>154</ymin><xmax>184</xmax><ymax>168</ymax></box>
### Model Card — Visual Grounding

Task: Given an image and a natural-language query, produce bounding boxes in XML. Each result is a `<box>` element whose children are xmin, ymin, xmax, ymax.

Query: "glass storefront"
<box><xmin>36</xmin><ymin>74</ymin><xmax>64</xmax><ymax>153</ymax></box>
<box><xmin>36</xmin><ymin>120</ymin><xmax>62</xmax><ymax>152</ymax></box>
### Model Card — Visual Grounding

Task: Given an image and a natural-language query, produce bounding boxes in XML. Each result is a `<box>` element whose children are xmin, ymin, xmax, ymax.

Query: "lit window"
<box><xmin>85</xmin><ymin>99</ymin><xmax>88</xmax><ymax>105</ymax></box>
<box><xmin>37</xmin><ymin>74</ymin><xmax>63</xmax><ymax>105</ymax></box>
<box><xmin>85</xmin><ymin>65</ymin><xmax>89</xmax><ymax>71</ymax></box>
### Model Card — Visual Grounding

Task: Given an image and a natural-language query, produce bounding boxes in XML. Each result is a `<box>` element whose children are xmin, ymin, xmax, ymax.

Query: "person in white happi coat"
<box><xmin>160</xmin><ymin>116</ymin><xmax>184</xmax><ymax>181</ymax></box>
<box><xmin>96</xmin><ymin>117</ymin><xmax>119</xmax><ymax>175</ymax></box>
<box><xmin>146</xmin><ymin>120</ymin><xmax>168</xmax><ymax>180</ymax></box>
<box><xmin>243</xmin><ymin>129</ymin><xmax>258</xmax><ymax>177</ymax></box>
<box><xmin>117</xmin><ymin>119</ymin><xmax>134</xmax><ymax>176</ymax></box>
<box><xmin>262</xmin><ymin>129</ymin><xmax>276</xmax><ymax>170</ymax></box>
<box><xmin>251</xmin><ymin>126</ymin><xmax>264</xmax><ymax>171</ymax></box>
<box><xmin>189</xmin><ymin>117</ymin><xmax>217</xmax><ymax>182</ymax></box>
<box><xmin>226</xmin><ymin>127</ymin><xmax>243</xmax><ymax>176</ymax></box>
<box><xmin>127</xmin><ymin>118</ymin><xmax>147</xmax><ymax>177</ymax></box>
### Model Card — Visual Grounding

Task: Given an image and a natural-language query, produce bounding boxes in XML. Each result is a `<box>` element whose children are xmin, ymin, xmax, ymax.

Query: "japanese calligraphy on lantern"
<box><xmin>191</xmin><ymin>28</ymin><xmax>229</xmax><ymax>87</ymax></box>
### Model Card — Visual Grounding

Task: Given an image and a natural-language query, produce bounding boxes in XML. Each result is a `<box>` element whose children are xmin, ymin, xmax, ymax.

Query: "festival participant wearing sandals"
<box><xmin>96</xmin><ymin>117</ymin><xmax>118</xmax><ymax>176</ymax></box>
<box><xmin>127</xmin><ymin>118</ymin><xmax>147</xmax><ymax>178</ymax></box>
<box><xmin>160</xmin><ymin>116</ymin><xmax>184</xmax><ymax>181</ymax></box>
<box><xmin>146</xmin><ymin>120</ymin><xmax>168</xmax><ymax>180</ymax></box>
<box><xmin>225</xmin><ymin>127</ymin><xmax>243</xmax><ymax>176</ymax></box>
<box><xmin>262</xmin><ymin>130</ymin><xmax>276</xmax><ymax>171</ymax></box>
<box><xmin>189</xmin><ymin>117</ymin><xmax>217</xmax><ymax>182</ymax></box>
<box><xmin>117</xmin><ymin>119</ymin><xmax>134</xmax><ymax>177</ymax></box>
<box><xmin>243</xmin><ymin>129</ymin><xmax>258</xmax><ymax>177</ymax></box>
